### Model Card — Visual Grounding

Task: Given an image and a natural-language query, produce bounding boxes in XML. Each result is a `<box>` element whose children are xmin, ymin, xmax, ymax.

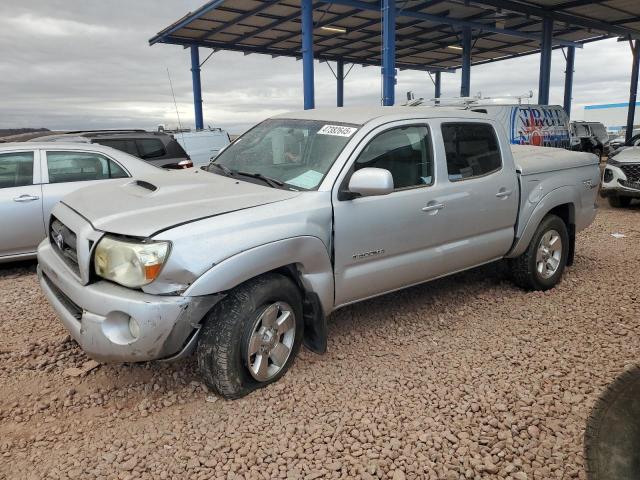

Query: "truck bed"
<box><xmin>511</xmin><ymin>144</ymin><xmax>599</xmax><ymax>175</ymax></box>
<box><xmin>510</xmin><ymin>144</ymin><xmax>600</xmax><ymax>243</ymax></box>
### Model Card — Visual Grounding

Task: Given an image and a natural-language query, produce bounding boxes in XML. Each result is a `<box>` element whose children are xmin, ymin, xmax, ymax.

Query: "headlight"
<box><xmin>94</xmin><ymin>236</ymin><xmax>170</xmax><ymax>288</ymax></box>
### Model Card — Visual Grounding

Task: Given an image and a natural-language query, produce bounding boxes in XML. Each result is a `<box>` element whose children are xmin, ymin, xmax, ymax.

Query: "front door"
<box><xmin>332</xmin><ymin>123</ymin><xmax>440</xmax><ymax>306</ymax></box>
<box><xmin>0</xmin><ymin>150</ymin><xmax>45</xmax><ymax>258</ymax></box>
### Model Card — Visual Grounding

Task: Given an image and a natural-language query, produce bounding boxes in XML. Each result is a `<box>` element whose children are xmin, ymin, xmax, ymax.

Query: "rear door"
<box><xmin>41</xmin><ymin>150</ymin><xmax>129</xmax><ymax>230</ymax></box>
<box><xmin>0</xmin><ymin>149</ymin><xmax>45</xmax><ymax>258</ymax></box>
<box><xmin>425</xmin><ymin>120</ymin><xmax>519</xmax><ymax>272</ymax></box>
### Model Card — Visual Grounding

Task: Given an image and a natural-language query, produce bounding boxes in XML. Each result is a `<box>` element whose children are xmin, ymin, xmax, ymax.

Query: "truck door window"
<box><xmin>0</xmin><ymin>151</ymin><xmax>34</xmax><ymax>189</ymax></box>
<box><xmin>354</xmin><ymin>125</ymin><xmax>433</xmax><ymax>189</ymax></box>
<box><xmin>442</xmin><ymin>123</ymin><xmax>502</xmax><ymax>181</ymax></box>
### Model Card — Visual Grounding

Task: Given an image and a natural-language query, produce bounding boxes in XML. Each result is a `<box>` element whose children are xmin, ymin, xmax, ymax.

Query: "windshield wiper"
<box><xmin>236</xmin><ymin>171</ymin><xmax>284</xmax><ymax>188</ymax></box>
<box><xmin>208</xmin><ymin>163</ymin><xmax>235</xmax><ymax>177</ymax></box>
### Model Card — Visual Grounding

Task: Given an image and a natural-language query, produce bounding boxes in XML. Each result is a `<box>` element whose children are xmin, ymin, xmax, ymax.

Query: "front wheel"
<box><xmin>197</xmin><ymin>273</ymin><xmax>304</xmax><ymax>399</ymax></box>
<box><xmin>508</xmin><ymin>214</ymin><xmax>569</xmax><ymax>291</ymax></box>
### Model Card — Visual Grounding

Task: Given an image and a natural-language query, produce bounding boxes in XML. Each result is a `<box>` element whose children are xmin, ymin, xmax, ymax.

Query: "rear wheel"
<box><xmin>608</xmin><ymin>195</ymin><xmax>632</xmax><ymax>208</ymax></box>
<box><xmin>509</xmin><ymin>214</ymin><xmax>569</xmax><ymax>291</ymax></box>
<box><xmin>197</xmin><ymin>273</ymin><xmax>304</xmax><ymax>399</ymax></box>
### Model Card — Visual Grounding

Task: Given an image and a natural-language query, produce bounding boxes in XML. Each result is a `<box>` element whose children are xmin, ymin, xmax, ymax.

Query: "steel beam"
<box><xmin>316</xmin><ymin>0</ymin><xmax>581</xmax><ymax>47</ymax></box>
<box><xmin>301</xmin><ymin>0</ymin><xmax>315</xmax><ymax>109</ymax></box>
<box><xmin>467</xmin><ymin>0</ymin><xmax>640</xmax><ymax>40</ymax></box>
<box><xmin>461</xmin><ymin>27</ymin><xmax>472</xmax><ymax>97</ymax></box>
<box><xmin>626</xmin><ymin>40</ymin><xmax>640</xmax><ymax>143</ymax></box>
<box><xmin>538</xmin><ymin>17</ymin><xmax>553</xmax><ymax>105</ymax></box>
<box><xmin>382</xmin><ymin>0</ymin><xmax>396</xmax><ymax>106</ymax></box>
<box><xmin>563</xmin><ymin>46</ymin><xmax>575</xmax><ymax>115</ymax></box>
<box><xmin>190</xmin><ymin>46</ymin><xmax>204</xmax><ymax>130</ymax></box>
<box><xmin>434</xmin><ymin>71</ymin><xmax>441</xmax><ymax>99</ymax></box>
<box><xmin>337</xmin><ymin>59</ymin><xmax>344</xmax><ymax>107</ymax></box>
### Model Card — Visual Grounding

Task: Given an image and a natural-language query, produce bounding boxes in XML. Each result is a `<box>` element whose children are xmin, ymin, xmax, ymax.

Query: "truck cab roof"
<box><xmin>272</xmin><ymin>106</ymin><xmax>489</xmax><ymax>125</ymax></box>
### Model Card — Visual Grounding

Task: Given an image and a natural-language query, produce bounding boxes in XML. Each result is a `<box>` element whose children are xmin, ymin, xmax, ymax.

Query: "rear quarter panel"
<box><xmin>508</xmin><ymin>163</ymin><xmax>599</xmax><ymax>258</ymax></box>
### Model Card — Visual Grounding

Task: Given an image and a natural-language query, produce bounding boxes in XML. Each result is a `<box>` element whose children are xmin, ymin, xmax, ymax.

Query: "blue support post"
<box><xmin>626</xmin><ymin>41</ymin><xmax>640</xmax><ymax>143</ymax></box>
<box><xmin>301</xmin><ymin>0</ymin><xmax>315</xmax><ymax>110</ymax></box>
<box><xmin>337</xmin><ymin>59</ymin><xmax>344</xmax><ymax>107</ymax></box>
<box><xmin>538</xmin><ymin>17</ymin><xmax>553</xmax><ymax>105</ymax></box>
<box><xmin>190</xmin><ymin>45</ymin><xmax>204</xmax><ymax>130</ymax></box>
<box><xmin>382</xmin><ymin>0</ymin><xmax>396</xmax><ymax>106</ymax></box>
<box><xmin>563</xmin><ymin>46</ymin><xmax>575</xmax><ymax>116</ymax></box>
<box><xmin>435</xmin><ymin>71</ymin><xmax>441</xmax><ymax>99</ymax></box>
<box><xmin>460</xmin><ymin>27</ymin><xmax>471</xmax><ymax>98</ymax></box>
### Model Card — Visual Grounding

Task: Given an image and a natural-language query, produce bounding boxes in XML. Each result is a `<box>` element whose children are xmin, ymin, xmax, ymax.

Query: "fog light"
<box><xmin>128</xmin><ymin>317</ymin><xmax>140</xmax><ymax>339</ymax></box>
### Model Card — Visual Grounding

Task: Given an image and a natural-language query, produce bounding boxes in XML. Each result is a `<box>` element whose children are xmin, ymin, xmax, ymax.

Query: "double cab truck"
<box><xmin>37</xmin><ymin>107</ymin><xmax>600</xmax><ymax>398</ymax></box>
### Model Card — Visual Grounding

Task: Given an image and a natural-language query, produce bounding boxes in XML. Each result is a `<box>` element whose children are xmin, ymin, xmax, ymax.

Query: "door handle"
<box><xmin>13</xmin><ymin>194</ymin><xmax>40</xmax><ymax>202</ymax></box>
<box><xmin>422</xmin><ymin>202</ymin><xmax>445</xmax><ymax>213</ymax></box>
<box><xmin>495</xmin><ymin>189</ymin><xmax>513</xmax><ymax>198</ymax></box>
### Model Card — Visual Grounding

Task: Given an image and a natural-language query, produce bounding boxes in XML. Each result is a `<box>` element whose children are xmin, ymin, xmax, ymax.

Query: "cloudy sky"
<box><xmin>1</xmin><ymin>1</ymin><xmax>636</xmax><ymax>134</ymax></box>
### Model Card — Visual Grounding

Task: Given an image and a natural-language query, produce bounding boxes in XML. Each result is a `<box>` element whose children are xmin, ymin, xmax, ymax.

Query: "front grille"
<box><xmin>42</xmin><ymin>273</ymin><xmax>82</xmax><ymax>320</ymax></box>
<box><xmin>50</xmin><ymin>217</ymin><xmax>80</xmax><ymax>276</ymax></box>
<box><xmin>619</xmin><ymin>163</ymin><xmax>640</xmax><ymax>183</ymax></box>
<box><xmin>620</xmin><ymin>179</ymin><xmax>640</xmax><ymax>191</ymax></box>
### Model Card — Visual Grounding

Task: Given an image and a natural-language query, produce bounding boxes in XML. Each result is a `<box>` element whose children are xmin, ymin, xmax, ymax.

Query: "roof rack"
<box><xmin>63</xmin><ymin>129</ymin><xmax>147</xmax><ymax>134</ymax></box>
<box><xmin>404</xmin><ymin>90</ymin><xmax>535</xmax><ymax>108</ymax></box>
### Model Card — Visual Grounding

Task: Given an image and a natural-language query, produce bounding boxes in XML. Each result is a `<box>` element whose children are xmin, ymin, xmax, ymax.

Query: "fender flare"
<box><xmin>183</xmin><ymin>236</ymin><xmax>334</xmax><ymax>317</ymax></box>
<box><xmin>507</xmin><ymin>186</ymin><xmax>576</xmax><ymax>258</ymax></box>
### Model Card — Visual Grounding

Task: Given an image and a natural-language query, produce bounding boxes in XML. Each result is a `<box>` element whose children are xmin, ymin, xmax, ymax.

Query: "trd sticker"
<box><xmin>318</xmin><ymin>125</ymin><xmax>358</xmax><ymax>137</ymax></box>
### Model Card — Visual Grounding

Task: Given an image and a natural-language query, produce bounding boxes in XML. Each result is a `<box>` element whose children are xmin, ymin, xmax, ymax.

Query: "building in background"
<box><xmin>584</xmin><ymin>102</ymin><xmax>640</xmax><ymax>133</ymax></box>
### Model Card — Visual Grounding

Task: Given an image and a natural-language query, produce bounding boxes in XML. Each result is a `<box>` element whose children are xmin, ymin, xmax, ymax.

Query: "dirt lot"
<box><xmin>1</xmin><ymin>201</ymin><xmax>639</xmax><ymax>480</ymax></box>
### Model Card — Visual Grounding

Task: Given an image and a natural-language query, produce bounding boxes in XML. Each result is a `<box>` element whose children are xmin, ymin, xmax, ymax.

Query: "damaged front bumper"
<box><xmin>38</xmin><ymin>240</ymin><xmax>222</xmax><ymax>363</ymax></box>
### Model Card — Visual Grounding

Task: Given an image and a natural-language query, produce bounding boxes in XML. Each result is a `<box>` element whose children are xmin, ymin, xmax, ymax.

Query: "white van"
<box><xmin>174</xmin><ymin>129</ymin><xmax>231</xmax><ymax>167</ymax></box>
<box><xmin>470</xmin><ymin>104</ymin><xmax>572</xmax><ymax>150</ymax></box>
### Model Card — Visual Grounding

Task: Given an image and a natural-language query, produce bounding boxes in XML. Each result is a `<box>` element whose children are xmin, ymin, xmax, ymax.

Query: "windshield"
<box><xmin>208</xmin><ymin>119</ymin><xmax>358</xmax><ymax>190</ymax></box>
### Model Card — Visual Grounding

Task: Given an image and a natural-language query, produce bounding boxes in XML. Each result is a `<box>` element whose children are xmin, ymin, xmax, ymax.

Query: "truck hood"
<box><xmin>61</xmin><ymin>169</ymin><xmax>300</xmax><ymax>237</ymax></box>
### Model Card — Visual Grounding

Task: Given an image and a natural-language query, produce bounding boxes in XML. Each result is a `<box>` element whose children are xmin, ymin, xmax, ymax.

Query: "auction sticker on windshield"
<box><xmin>318</xmin><ymin>125</ymin><xmax>358</xmax><ymax>137</ymax></box>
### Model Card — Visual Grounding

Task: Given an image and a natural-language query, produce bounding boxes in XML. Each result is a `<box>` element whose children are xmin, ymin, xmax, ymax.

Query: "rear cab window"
<box><xmin>441</xmin><ymin>123</ymin><xmax>502</xmax><ymax>181</ymax></box>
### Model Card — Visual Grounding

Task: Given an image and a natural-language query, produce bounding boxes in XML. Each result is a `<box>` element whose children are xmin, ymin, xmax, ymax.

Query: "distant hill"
<box><xmin>0</xmin><ymin>128</ymin><xmax>50</xmax><ymax>138</ymax></box>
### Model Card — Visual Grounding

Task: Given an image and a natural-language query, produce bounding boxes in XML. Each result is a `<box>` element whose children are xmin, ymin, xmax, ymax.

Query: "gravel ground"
<box><xmin>1</xmin><ymin>201</ymin><xmax>639</xmax><ymax>480</ymax></box>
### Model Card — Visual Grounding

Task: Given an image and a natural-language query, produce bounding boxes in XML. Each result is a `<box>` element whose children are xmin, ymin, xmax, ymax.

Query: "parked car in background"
<box><xmin>0</xmin><ymin>142</ymin><xmax>160</xmax><ymax>262</ymax></box>
<box><xmin>609</xmin><ymin>130</ymin><xmax>640</xmax><ymax>158</ymax></box>
<box><xmin>173</xmin><ymin>128</ymin><xmax>231</xmax><ymax>167</ymax></box>
<box><xmin>31</xmin><ymin>130</ymin><xmax>192</xmax><ymax>170</ymax></box>
<box><xmin>610</xmin><ymin>128</ymin><xmax>640</xmax><ymax>150</ymax></box>
<box><xmin>601</xmin><ymin>147</ymin><xmax>640</xmax><ymax>207</ymax></box>
<box><xmin>571</xmin><ymin>121</ymin><xmax>609</xmax><ymax>157</ymax></box>
<box><xmin>37</xmin><ymin>106</ymin><xmax>599</xmax><ymax>399</ymax></box>
<box><xmin>470</xmin><ymin>104</ymin><xmax>572</xmax><ymax>150</ymax></box>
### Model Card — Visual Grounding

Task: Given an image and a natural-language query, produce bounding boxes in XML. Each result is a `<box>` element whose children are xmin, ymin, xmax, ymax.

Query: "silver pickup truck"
<box><xmin>37</xmin><ymin>107</ymin><xmax>600</xmax><ymax>398</ymax></box>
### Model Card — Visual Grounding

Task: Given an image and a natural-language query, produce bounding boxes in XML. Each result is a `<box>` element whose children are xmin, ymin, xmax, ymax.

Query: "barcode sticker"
<box><xmin>317</xmin><ymin>125</ymin><xmax>358</xmax><ymax>137</ymax></box>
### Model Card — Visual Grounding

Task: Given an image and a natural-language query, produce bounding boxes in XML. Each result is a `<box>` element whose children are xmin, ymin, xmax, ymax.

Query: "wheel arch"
<box><xmin>184</xmin><ymin>236</ymin><xmax>334</xmax><ymax>353</ymax></box>
<box><xmin>507</xmin><ymin>187</ymin><xmax>576</xmax><ymax>262</ymax></box>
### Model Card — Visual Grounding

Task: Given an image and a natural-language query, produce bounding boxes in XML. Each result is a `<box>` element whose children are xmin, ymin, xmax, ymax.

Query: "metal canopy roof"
<box><xmin>150</xmin><ymin>0</ymin><xmax>640</xmax><ymax>72</ymax></box>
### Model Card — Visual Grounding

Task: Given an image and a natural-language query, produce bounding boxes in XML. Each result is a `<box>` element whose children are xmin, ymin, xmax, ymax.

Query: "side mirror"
<box><xmin>347</xmin><ymin>167</ymin><xmax>394</xmax><ymax>197</ymax></box>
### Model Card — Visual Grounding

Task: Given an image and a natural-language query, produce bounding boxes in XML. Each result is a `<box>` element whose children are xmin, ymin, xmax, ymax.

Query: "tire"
<box><xmin>508</xmin><ymin>214</ymin><xmax>569</xmax><ymax>291</ymax></box>
<box><xmin>608</xmin><ymin>195</ymin><xmax>632</xmax><ymax>208</ymax></box>
<box><xmin>197</xmin><ymin>273</ymin><xmax>304</xmax><ymax>399</ymax></box>
<box><xmin>584</xmin><ymin>365</ymin><xmax>640</xmax><ymax>480</ymax></box>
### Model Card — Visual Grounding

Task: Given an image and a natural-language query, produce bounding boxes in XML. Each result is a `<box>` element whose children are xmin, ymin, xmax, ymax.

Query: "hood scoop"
<box><xmin>133</xmin><ymin>180</ymin><xmax>158</xmax><ymax>192</ymax></box>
